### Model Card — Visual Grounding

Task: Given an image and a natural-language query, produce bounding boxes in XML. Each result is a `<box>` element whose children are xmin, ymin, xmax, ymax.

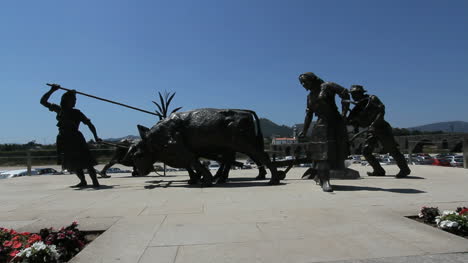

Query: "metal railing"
<box><xmin>0</xmin><ymin>148</ymin><xmax>117</xmax><ymax>176</ymax></box>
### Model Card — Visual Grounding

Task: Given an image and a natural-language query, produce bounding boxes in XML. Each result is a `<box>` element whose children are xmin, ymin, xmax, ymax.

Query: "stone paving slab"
<box><xmin>0</xmin><ymin>164</ymin><xmax>467</xmax><ymax>262</ymax></box>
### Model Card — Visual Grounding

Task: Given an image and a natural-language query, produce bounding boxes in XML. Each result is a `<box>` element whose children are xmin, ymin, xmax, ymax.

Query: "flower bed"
<box><xmin>0</xmin><ymin>222</ymin><xmax>102</xmax><ymax>263</ymax></box>
<box><xmin>408</xmin><ymin>206</ymin><xmax>468</xmax><ymax>239</ymax></box>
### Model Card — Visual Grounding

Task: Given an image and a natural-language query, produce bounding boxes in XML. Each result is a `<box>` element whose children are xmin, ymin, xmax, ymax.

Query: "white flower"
<box><xmin>16</xmin><ymin>247</ymin><xmax>31</xmax><ymax>258</ymax></box>
<box><xmin>435</xmin><ymin>216</ymin><xmax>441</xmax><ymax>224</ymax></box>
<box><xmin>31</xmin><ymin>241</ymin><xmax>47</xmax><ymax>251</ymax></box>
<box><xmin>418</xmin><ymin>212</ymin><xmax>423</xmax><ymax>218</ymax></box>
<box><xmin>442</xmin><ymin>210</ymin><xmax>457</xmax><ymax>216</ymax></box>
<box><xmin>438</xmin><ymin>220</ymin><xmax>459</xmax><ymax>229</ymax></box>
<box><xmin>15</xmin><ymin>241</ymin><xmax>61</xmax><ymax>261</ymax></box>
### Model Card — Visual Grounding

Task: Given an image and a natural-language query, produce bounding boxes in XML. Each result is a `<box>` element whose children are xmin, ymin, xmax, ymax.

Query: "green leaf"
<box><xmin>171</xmin><ymin>107</ymin><xmax>182</xmax><ymax>114</ymax></box>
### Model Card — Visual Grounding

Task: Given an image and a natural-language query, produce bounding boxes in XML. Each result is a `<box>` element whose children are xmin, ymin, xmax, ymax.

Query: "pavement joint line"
<box><xmin>136</xmin><ymin>243</ymin><xmax>150</xmax><ymax>263</ymax></box>
<box><xmin>137</xmin><ymin>205</ymin><xmax>148</xmax><ymax>216</ymax></box>
<box><xmin>134</xmin><ymin>214</ymin><xmax>169</xmax><ymax>263</ymax></box>
<box><xmin>173</xmin><ymin>246</ymin><xmax>180</xmax><ymax>263</ymax></box>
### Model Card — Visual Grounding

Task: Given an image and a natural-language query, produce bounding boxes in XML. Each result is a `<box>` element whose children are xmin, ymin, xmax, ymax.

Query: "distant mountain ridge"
<box><xmin>259</xmin><ymin>118</ymin><xmax>294</xmax><ymax>137</ymax></box>
<box><xmin>105</xmin><ymin>120</ymin><xmax>468</xmax><ymax>141</ymax></box>
<box><xmin>408</xmin><ymin>121</ymin><xmax>468</xmax><ymax>133</ymax></box>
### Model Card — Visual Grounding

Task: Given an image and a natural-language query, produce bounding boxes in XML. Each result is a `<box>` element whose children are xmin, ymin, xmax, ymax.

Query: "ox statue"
<box><xmin>125</xmin><ymin>108</ymin><xmax>283</xmax><ymax>186</ymax></box>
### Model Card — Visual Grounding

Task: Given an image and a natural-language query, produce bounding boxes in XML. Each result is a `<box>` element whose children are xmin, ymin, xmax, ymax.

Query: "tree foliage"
<box><xmin>152</xmin><ymin>91</ymin><xmax>182</xmax><ymax>121</ymax></box>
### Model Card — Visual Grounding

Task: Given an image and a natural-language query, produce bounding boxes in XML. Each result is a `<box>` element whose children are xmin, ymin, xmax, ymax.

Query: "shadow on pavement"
<box><xmin>333</xmin><ymin>185</ymin><xmax>425</xmax><ymax>194</ymax></box>
<box><xmin>143</xmin><ymin>179</ymin><xmax>284</xmax><ymax>189</ymax></box>
<box><xmin>72</xmin><ymin>185</ymin><xmax>117</xmax><ymax>191</ymax></box>
<box><xmin>384</xmin><ymin>175</ymin><xmax>426</xmax><ymax>179</ymax></box>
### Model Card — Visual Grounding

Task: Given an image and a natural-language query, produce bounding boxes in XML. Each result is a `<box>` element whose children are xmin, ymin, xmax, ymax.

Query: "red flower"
<box><xmin>9</xmin><ymin>250</ymin><xmax>19</xmax><ymax>258</ymax></box>
<box><xmin>12</xmin><ymin>241</ymin><xmax>22</xmax><ymax>249</ymax></box>
<box><xmin>459</xmin><ymin>208</ymin><xmax>468</xmax><ymax>215</ymax></box>
<box><xmin>20</xmin><ymin>232</ymin><xmax>31</xmax><ymax>236</ymax></box>
<box><xmin>3</xmin><ymin>241</ymin><xmax>12</xmax><ymax>247</ymax></box>
<box><xmin>27</xmin><ymin>234</ymin><xmax>41</xmax><ymax>244</ymax></box>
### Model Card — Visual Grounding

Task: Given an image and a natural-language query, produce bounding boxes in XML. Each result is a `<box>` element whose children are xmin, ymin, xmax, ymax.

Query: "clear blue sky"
<box><xmin>1</xmin><ymin>0</ymin><xmax>467</xmax><ymax>144</ymax></box>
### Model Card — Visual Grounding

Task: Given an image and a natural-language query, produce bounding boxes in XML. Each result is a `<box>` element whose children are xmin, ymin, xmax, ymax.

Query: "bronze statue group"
<box><xmin>40</xmin><ymin>72</ymin><xmax>410</xmax><ymax>192</ymax></box>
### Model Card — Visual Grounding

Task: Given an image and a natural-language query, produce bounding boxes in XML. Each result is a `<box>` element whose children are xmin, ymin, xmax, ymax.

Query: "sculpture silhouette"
<box><xmin>40</xmin><ymin>84</ymin><xmax>101</xmax><ymax>188</ymax></box>
<box><xmin>298</xmin><ymin>72</ymin><xmax>350</xmax><ymax>192</ymax></box>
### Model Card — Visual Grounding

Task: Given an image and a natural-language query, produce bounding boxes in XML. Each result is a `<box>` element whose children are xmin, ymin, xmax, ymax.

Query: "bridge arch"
<box><xmin>412</xmin><ymin>139</ymin><xmax>435</xmax><ymax>153</ymax></box>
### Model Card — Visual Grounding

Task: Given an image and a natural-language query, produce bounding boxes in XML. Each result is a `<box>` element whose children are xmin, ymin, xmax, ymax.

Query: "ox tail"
<box><xmin>245</xmin><ymin>110</ymin><xmax>264</xmax><ymax>149</ymax></box>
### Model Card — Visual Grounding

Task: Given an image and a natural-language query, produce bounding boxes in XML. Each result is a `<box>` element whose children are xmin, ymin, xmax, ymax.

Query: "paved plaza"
<box><xmin>0</xmin><ymin>164</ymin><xmax>467</xmax><ymax>263</ymax></box>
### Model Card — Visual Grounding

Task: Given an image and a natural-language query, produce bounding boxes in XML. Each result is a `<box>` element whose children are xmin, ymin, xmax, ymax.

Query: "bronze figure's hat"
<box><xmin>350</xmin><ymin>85</ymin><xmax>367</xmax><ymax>93</ymax></box>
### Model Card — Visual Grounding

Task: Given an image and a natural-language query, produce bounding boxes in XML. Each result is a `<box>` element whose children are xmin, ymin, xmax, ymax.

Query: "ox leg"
<box><xmin>212</xmin><ymin>163</ymin><xmax>225</xmax><ymax>182</ymax></box>
<box><xmin>131</xmin><ymin>165</ymin><xmax>138</xmax><ymax>176</ymax></box>
<box><xmin>255</xmin><ymin>165</ymin><xmax>267</xmax><ymax>180</ymax></box>
<box><xmin>215</xmin><ymin>152</ymin><xmax>235</xmax><ymax>184</ymax></box>
<box><xmin>187</xmin><ymin>168</ymin><xmax>200</xmax><ymax>185</ymax></box>
<box><xmin>247</xmin><ymin>152</ymin><xmax>281</xmax><ymax>185</ymax></box>
<box><xmin>192</xmin><ymin>160</ymin><xmax>213</xmax><ymax>187</ymax></box>
<box><xmin>99</xmin><ymin>159</ymin><xmax>116</xmax><ymax>178</ymax></box>
<box><xmin>216</xmin><ymin>162</ymin><xmax>232</xmax><ymax>184</ymax></box>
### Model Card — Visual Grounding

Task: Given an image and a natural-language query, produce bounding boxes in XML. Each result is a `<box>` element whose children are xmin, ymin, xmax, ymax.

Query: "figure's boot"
<box><xmin>302</xmin><ymin>168</ymin><xmax>317</xmax><ymax>180</ymax></box>
<box><xmin>317</xmin><ymin>171</ymin><xmax>333</xmax><ymax>192</ymax></box>
<box><xmin>71</xmin><ymin>171</ymin><xmax>87</xmax><ymax>188</ymax></box>
<box><xmin>393</xmin><ymin>153</ymin><xmax>411</xmax><ymax>178</ymax></box>
<box><xmin>365</xmin><ymin>154</ymin><xmax>386</xmax><ymax>176</ymax></box>
<box><xmin>89</xmin><ymin>169</ymin><xmax>100</xmax><ymax>188</ymax></box>
<box><xmin>99</xmin><ymin>170</ymin><xmax>111</xmax><ymax>178</ymax></box>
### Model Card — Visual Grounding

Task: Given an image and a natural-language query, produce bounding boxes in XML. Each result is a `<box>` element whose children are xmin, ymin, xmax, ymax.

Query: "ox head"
<box><xmin>123</xmin><ymin>125</ymin><xmax>157</xmax><ymax>176</ymax></box>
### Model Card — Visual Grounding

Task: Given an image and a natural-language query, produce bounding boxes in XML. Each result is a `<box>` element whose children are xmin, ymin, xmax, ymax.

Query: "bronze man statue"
<box><xmin>298</xmin><ymin>72</ymin><xmax>350</xmax><ymax>192</ymax></box>
<box><xmin>347</xmin><ymin>85</ymin><xmax>410</xmax><ymax>178</ymax></box>
<box><xmin>40</xmin><ymin>84</ymin><xmax>102</xmax><ymax>188</ymax></box>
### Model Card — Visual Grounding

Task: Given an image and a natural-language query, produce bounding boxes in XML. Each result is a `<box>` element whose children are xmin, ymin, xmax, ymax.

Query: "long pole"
<box><xmin>46</xmin><ymin>83</ymin><xmax>157</xmax><ymax>116</ymax></box>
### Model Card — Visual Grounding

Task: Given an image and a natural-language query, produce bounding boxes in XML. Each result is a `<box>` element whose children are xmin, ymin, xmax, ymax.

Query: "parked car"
<box><xmin>104</xmin><ymin>167</ymin><xmax>132</xmax><ymax>173</ymax></box>
<box><xmin>417</xmin><ymin>153</ymin><xmax>431</xmax><ymax>158</ymax></box>
<box><xmin>348</xmin><ymin>155</ymin><xmax>362</xmax><ymax>164</ymax></box>
<box><xmin>432</xmin><ymin>158</ymin><xmax>451</xmax><ymax>167</ymax></box>
<box><xmin>34</xmin><ymin>168</ymin><xmax>62</xmax><ymax>175</ymax></box>
<box><xmin>435</xmin><ymin>153</ymin><xmax>455</xmax><ymax>159</ymax></box>
<box><xmin>450</xmin><ymin>157</ymin><xmax>464</xmax><ymax>167</ymax></box>
<box><xmin>378</xmin><ymin>157</ymin><xmax>395</xmax><ymax>165</ymax></box>
<box><xmin>208</xmin><ymin>163</ymin><xmax>220</xmax><ymax>170</ymax></box>
<box><xmin>416</xmin><ymin>156</ymin><xmax>434</xmax><ymax>165</ymax></box>
<box><xmin>241</xmin><ymin>164</ymin><xmax>252</xmax><ymax>169</ymax></box>
<box><xmin>154</xmin><ymin>165</ymin><xmax>164</xmax><ymax>171</ymax></box>
<box><xmin>0</xmin><ymin>169</ymin><xmax>39</xmax><ymax>179</ymax></box>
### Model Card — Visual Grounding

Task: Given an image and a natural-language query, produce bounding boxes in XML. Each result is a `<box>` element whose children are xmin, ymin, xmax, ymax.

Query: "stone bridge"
<box><xmin>394</xmin><ymin>133</ymin><xmax>466</xmax><ymax>153</ymax></box>
<box><xmin>269</xmin><ymin>133</ymin><xmax>468</xmax><ymax>168</ymax></box>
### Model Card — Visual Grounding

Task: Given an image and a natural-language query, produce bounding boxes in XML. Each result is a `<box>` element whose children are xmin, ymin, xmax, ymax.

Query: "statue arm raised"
<box><xmin>40</xmin><ymin>85</ymin><xmax>60</xmax><ymax>112</ymax></box>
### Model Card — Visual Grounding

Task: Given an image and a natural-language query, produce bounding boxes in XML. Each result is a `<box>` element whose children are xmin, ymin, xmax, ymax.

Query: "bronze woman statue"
<box><xmin>40</xmin><ymin>84</ymin><xmax>101</xmax><ymax>188</ymax></box>
<box><xmin>298</xmin><ymin>72</ymin><xmax>350</xmax><ymax>192</ymax></box>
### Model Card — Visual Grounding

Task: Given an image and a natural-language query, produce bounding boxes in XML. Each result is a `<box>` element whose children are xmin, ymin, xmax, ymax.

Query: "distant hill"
<box><xmin>259</xmin><ymin>118</ymin><xmax>294</xmax><ymax>137</ymax></box>
<box><xmin>105</xmin><ymin>120</ymin><xmax>468</xmax><ymax>142</ymax></box>
<box><xmin>408</xmin><ymin>121</ymin><xmax>468</xmax><ymax>133</ymax></box>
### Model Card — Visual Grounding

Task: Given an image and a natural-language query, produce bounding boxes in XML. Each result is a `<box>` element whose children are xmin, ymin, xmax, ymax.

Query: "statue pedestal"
<box><xmin>330</xmin><ymin>168</ymin><xmax>360</xmax><ymax>179</ymax></box>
